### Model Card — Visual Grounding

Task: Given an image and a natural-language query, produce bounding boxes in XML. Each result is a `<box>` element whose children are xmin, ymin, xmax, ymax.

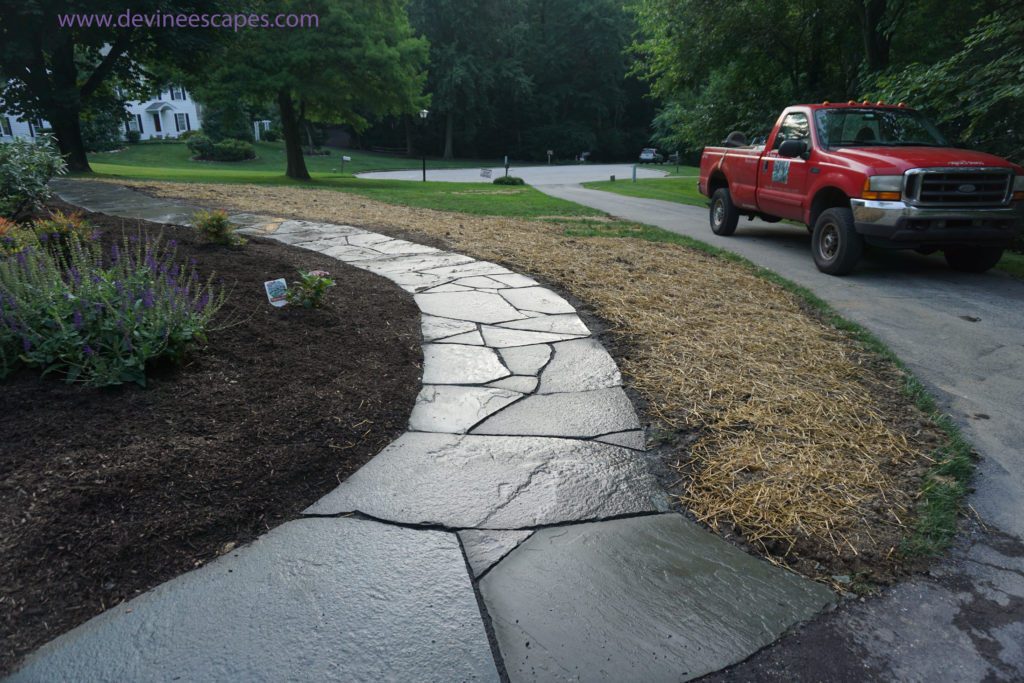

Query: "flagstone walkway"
<box><xmin>12</xmin><ymin>180</ymin><xmax>835</xmax><ymax>682</ymax></box>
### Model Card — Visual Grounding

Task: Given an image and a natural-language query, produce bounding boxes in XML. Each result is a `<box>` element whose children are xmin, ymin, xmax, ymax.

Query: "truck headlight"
<box><xmin>1013</xmin><ymin>174</ymin><xmax>1024</xmax><ymax>201</ymax></box>
<box><xmin>862</xmin><ymin>175</ymin><xmax>903</xmax><ymax>201</ymax></box>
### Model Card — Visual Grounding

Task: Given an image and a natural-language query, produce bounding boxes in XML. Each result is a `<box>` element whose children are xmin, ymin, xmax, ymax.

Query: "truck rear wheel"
<box><xmin>812</xmin><ymin>207</ymin><xmax>863</xmax><ymax>275</ymax></box>
<box><xmin>944</xmin><ymin>247</ymin><xmax>1003</xmax><ymax>273</ymax></box>
<box><xmin>710</xmin><ymin>188</ymin><xmax>739</xmax><ymax>236</ymax></box>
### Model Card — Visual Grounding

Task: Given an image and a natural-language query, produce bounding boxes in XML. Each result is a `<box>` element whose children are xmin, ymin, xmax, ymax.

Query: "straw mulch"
<box><xmin>104</xmin><ymin>179</ymin><xmax>942</xmax><ymax>581</ymax></box>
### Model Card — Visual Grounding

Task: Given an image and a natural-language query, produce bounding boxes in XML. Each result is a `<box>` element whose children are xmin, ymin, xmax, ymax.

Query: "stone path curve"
<box><xmin>12</xmin><ymin>181</ymin><xmax>834</xmax><ymax>683</ymax></box>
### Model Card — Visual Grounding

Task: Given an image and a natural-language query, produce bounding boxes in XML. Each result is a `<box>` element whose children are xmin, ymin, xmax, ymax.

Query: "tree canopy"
<box><xmin>197</xmin><ymin>0</ymin><xmax>428</xmax><ymax>179</ymax></box>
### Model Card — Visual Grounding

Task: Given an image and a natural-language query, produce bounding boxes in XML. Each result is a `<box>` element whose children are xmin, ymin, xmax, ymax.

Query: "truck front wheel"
<box><xmin>812</xmin><ymin>207</ymin><xmax>863</xmax><ymax>275</ymax></box>
<box><xmin>943</xmin><ymin>247</ymin><xmax>1003</xmax><ymax>273</ymax></box>
<box><xmin>710</xmin><ymin>188</ymin><xmax>739</xmax><ymax>236</ymax></box>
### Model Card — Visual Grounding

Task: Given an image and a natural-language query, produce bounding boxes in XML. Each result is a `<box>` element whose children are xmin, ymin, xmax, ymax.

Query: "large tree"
<box><xmin>0</xmin><ymin>1</ymin><xmax>224</xmax><ymax>172</ymax></box>
<box><xmin>200</xmin><ymin>0</ymin><xmax>427</xmax><ymax>180</ymax></box>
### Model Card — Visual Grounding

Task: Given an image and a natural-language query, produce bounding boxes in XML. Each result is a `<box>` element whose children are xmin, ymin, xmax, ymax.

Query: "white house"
<box><xmin>0</xmin><ymin>85</ymin><xmax>202</xmax><ymax>143</ymax></box>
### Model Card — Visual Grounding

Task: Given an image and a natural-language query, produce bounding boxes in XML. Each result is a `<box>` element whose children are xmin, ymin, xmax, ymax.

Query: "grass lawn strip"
<box><xmin>0</xmin><ymin>204</ymin><xmax>422</xmax><ymax>674</ymax></box>
<box><xmin>108</xmin><ymin>179</ymin><xmax>956</xmax><ymax>585</ymax></box>
<box><xmin>582</xmin><ymin>175</ymin><xmax>705</xmax><ymax>208</ymax></box>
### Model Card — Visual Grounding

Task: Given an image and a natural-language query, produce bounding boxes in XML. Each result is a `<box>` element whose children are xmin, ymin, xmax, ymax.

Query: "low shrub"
<box><xmin>286</xmin><ymin>269</ymin><xmax>335</xmax><ymax>308</ymax></box>
<box><xmin>193</xmin><ymin>209</ymin><xmax>244</xmax><ymax>246</ymax></box>
<box><xmin>177</xmin><ymin>130</ymin><xmax>200</xmax><ymax>141</ymax></box>
<box><xmin>261</xmin><ymin>128</ymin><xmax>281</xmax><ymax>142</ymax></box>
<box><xmin>210</xmin><ymin>138</ymin><xmax>256</xmax><ymax>161</ymax></box>
<box><xmin>0</xmin><ymin>218</ymin><xmax>34</xmax><ymax>258</ymax></box>
<box><xmin>0</xmin><ymin>232</ymin><xmax>224</xmax><ymax>385</ymax></box>
<box><xmin>126</xmin><ymin>129</ymin><xmax>141</xmax><ymax>144</ymax></box>
<box><xmin>0</xmin><ymin>137</ymin><xmax>68</xmax><ymax>220</ymax></box>
<box><xmin>493</xmin><ymin>175</ymin><xmax>525</xmax><ymax>186</ymax></box>
<box><xmin>186</xmin><ymin>134</ymin><xmax>215</xmax><ymax>159</ymax></box>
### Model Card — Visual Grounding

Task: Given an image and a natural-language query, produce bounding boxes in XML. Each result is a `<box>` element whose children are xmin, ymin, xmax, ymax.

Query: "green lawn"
<box><xmin>996</xmin><ymin>251</ymin><xmax>1024</xmax><ymax>279</ymax></box>
<box><xmin>85</xmin><ymin>141</ymin><xmax>599</xmax><ymax>219</ymax></box>
<box><xmin>582</xmin><ymin>176</ymin><xmax>706</xmax><ymax>207</ymax></box>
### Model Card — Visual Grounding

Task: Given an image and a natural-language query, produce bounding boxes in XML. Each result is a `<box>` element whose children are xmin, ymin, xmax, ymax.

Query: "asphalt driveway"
<box><xmin>357</xmin><ymin>163</ymin><xmax>668</xmax><ymax>185</ymax></box>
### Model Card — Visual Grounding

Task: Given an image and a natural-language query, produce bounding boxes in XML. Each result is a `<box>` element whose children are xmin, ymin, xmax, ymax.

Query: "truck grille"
<box><xmin>905</xmin><ymin>169</ymin><xmax>1012</xmax><ymax>206</ymax></box>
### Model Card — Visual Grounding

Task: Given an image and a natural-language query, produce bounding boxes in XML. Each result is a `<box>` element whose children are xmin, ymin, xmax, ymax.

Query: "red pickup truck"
<box><xmin>698</xmin><ymin>103</ymin><xmax>1024</xmax><ymax>275</ymax></box>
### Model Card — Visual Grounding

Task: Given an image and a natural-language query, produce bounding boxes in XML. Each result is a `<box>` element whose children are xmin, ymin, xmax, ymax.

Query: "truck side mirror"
<box><xmin>778</xmin><ymin>139</ymin><xmax>808</xmax><ymax>159</ymax></box>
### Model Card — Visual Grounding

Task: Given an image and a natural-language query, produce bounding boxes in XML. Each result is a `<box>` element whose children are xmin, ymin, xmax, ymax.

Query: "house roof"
<box><xmin>144</xmin><ymin>101</ymin><xmax>173</xmax><ymax>112</ymax></box>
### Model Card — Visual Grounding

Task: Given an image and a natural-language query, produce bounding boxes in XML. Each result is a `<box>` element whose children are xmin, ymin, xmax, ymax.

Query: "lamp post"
<box><xmin>419</xmin><ymin>109</ymin><xmax>429</xmax><ymax>182</ymax></box>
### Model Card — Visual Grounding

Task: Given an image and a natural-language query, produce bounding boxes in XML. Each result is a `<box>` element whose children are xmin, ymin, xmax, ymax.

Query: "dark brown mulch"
<box><xmin>0</xmin><ymin>203</ymin><xmax>423</xmax><ymax>674</ymax></box>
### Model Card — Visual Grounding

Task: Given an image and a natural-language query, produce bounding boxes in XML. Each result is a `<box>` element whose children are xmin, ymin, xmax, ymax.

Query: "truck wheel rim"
<box><xmin>713</xmin><ymin>201</ymin><xmax>724</xmax><ymax>227</ymax></box>
<box><xmin>820</xmin><ymin>224</ymin><xmax>839</xmax><ymax>260</ymax></box>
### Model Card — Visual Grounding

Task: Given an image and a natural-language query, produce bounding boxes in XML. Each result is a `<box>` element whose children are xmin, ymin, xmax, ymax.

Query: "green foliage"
<box><xmin>192</xmin><ymin>209</ymin><xmax>245</xmax><ymax>245</ymax></box>
<box><xmin>286</xmin><ymin>269</ymin><xmax>335</xmax><ymax>308</ymax></box>
<box><xmin>186</xmin><ymin>134</ymin><xmax>215</xmax><ymax>159</ymax></box>
<box><xmin>262</xmin><ymin>128</ymin><xmax>281</xmax><ymax>142</ymax></box>
<box><xmin>0</xmin><ymin>231</ymin><xmax>224</xmax><ymax>385</ymax></box>
<box><xmin>80</xmin><ymin>107</ymin><xmax>126</xmax><ymax>152</ymax></box>
<box><xmin>0</xmin><ymin>218</ymin><xmax>34</xmax><ymax>258</ymax></box>
<box><xmin>126</xmin><ymin>129</ymin><xmax>142</xmax><ymax>144</ymax></box>
<box><xmin>493</xmin><ymin>175</ymin><xmax>525</xmax><ymax>186</ymax></box>
<box><xmin>210</xmin><ymin>139</ymin><xmax>256</xmax><ymax>162</ymax></box>
<box><xmin>0</xmin><ymin>137</ymin><xmax>68</xmax><ymax>220</ymax></box>
<box><xmin>201</xmin><ymin>102</ymin><xmax>255</xmax><ymax>143</ymax></box>
<box><xmin>867</xmin><ymin>4</ymin><xmax>1024</xmax><ymax>163</ymax></box>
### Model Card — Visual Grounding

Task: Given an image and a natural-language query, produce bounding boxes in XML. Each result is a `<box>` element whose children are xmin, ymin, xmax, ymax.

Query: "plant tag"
<box><xmin>264</xmin><ymin>278</ymin><xmax>288</xmax><ymax>307</ymax></box>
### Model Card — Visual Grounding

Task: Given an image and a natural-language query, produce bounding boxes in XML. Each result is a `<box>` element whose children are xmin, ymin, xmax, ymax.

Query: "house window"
<box><xmin>1</xmin><ymin>117</ymin><xmax>11</xmax><ymax>136</ymax></box>
<box><xmin>151</xmin><ymin>112</ymin><xmax>162</xmax><ymax>132</ymax></box>
<box><xmin>127</xmin><ymin>115</ymin><xmax>141</xmax><ymax>133</ymax></box>
<box><xmin>174</xmin><ymin>113</ymin><xmax>190</xmax><ymax>132</ymax></box>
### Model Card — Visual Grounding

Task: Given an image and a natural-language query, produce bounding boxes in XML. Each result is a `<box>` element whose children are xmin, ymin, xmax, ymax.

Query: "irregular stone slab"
<box><xmin>409</xmin><ymin>386</ymin><xmax>522</xmax><ymax>433</ymax></box>
<box><xmin>480</xmin><ymin>326</ymin><xmax>580</xmax><ymax>348</ymax></box>
<box><xmin>416</xmin><ymin>291</ymin><xmax>527</xmax><ymax>325</ymax></box>
<box><xmin>459</xmin><ymin>529</ymin><xmax>534</xmax><ymax>577</ymax></box>
<box><xmin>480</xmin><ymin>514</ymin><xmax>835</xmax><ymax>683</ymax></box>
<box><xmin>490</xmin><ymin>273</ymin><xmax>539</xmax><ymax>288</ymax></box>
<box><xmin>497</xmin><ymin>313</ymin><xmax>590</xmax><ymax>336</ymax></box>
<box><xmin>538</xmin><ymin>338</ymin><xmax>622</xmax><ymax>393</ymax></box>
<box><xmin>437</xmin><ymin>329</ymin><xmax>485</xmax><ymax>345</ymax></box>
<box><xmin>320</xmin><ymin>244</ymin><xmax>395</xmax><ymax>262</ymax></box>
<box><xmin>499</xmin><ymin>345</ymin><xmax>552</xmax><ymax>376</ymax></box>
<box><xmin>362</xmin><ymin>252</ymin><xmax>475</xmax><ymax>275</ymax></box>
<box><xmin>419</xmin><ymin>261</ymin><xmax>512</xmax><ymax>280</ymax></box>
<box><xmin>422</xmin><ymin>344</ymin><xmax>510</xmax><ymax>384</ymax></box>
<box><xmin>305</xmin><ymin>433</ymin><xmax>667</xmax><ymax>528</ymax></box>
<box><xmin>487</xmin><ymin>376</ymin><xmax>539</xmax><ymax>393</ymax></box>
<box><xmin>12</xmin><ymin>518</ymin><xmax>499</xmax><ymax>683</ymax></box>
<box><xmin>269</xmin><ymin>227</ymin><xmax>335</xmax><ymax>244</ymax></box>
<box><xmin>595</xmin><ymin>430</ymin><xmax>646</xmax><ymax>450</ymax></box>
<box><xmin>424</xmin><ymin>283</ymin><xmax>475</xmax><ymax>293</ymax></box>
<box><xmin>346</xmin><ymin>232</ymin><xmax>399</xmax><ymax>247</ymax></box>
<box><xmin>421</xmin><ymin>315</ymin><xmax>477</xmax><ymax>341</ymax></box>
<box><xmin>453</xmin><ymin>276</ymin><xmax>508</xmax><ymax>289</ymax></box>
<box><xmin>372</xmin><ymin>239</ymin><xmax>440</xmax><ymax>256</ymax></box>
<box><xmin>472</xmin><ymin>387</ymin><xmax>639</xmax><ymax>438</ymax></box>
<box><xmin>500</xmin><ymin>286</ymin><xmax>575</xmax><ymax>314</ymax></box>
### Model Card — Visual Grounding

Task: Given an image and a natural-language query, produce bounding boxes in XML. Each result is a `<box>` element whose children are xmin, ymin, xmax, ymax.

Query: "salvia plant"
<box><xmin>0</xmin><ymin>231</ymin><xmax>224</xmax><ymax>386</ymax></box>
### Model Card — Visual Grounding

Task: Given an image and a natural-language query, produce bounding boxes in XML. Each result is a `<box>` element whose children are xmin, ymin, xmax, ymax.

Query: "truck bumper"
<box><xmin>851</xmin><ymin>199</ymin><xmax>1023</xmax><ymax>249</ymax></box>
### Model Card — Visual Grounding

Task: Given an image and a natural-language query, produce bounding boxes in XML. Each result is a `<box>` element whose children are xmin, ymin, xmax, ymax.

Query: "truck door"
<box><xmin>757</xmin><ymin>111</ymin><xmax>812</xmax><ymax>221</ymax></box>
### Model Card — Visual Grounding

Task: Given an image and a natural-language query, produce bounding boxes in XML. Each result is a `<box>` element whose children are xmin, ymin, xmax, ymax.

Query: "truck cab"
<box><xmin>698</xmin><ymin>103</ymin><xmax>1024</xmax><ymax>275</ymax></box>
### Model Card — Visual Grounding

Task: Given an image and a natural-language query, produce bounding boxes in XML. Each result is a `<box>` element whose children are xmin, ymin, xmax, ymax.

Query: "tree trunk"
<box><xmin>48</xmin><ymin>106</ymin><xmax>92</xmax><ymax>173</ymax></box>
<box><xmin>277</xmin><ymin>89</ymin><xmax>310</xmax><ymax>180</ymax></box>
<box><xmin>860</xmin><ymin>0</ymin><xmax>892</xmax><ymax>72</ymax></box>
<box><xmin>405</xmin><ymin>116</ymin><xmax>414</xmax><ymax>157</ymax></box>
<box><xmin>443</xmin><ymin>112</ymin><xmax>454</xmax><ymax>160</ymax></box>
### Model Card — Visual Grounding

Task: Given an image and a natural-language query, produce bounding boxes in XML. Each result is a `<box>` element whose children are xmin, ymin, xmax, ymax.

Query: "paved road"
<box><xmin>539</xmin><ymin>183</ymin><xmax>1024</xmax><ymax>682</ymax></box>
<box><xmin>358</xmin><ymin>163</ymin><xmax>668</xmax><ymax>185</ymax></box>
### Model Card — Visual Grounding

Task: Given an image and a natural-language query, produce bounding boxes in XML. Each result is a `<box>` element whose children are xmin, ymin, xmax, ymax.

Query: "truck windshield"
<box><xmin>814</xmin><ymin>109</ymin><xmax>948</xmax><ymax>148</ymax></box>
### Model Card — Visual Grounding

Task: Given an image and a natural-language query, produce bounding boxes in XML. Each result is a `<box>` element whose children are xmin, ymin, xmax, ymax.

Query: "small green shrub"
<box><xmin>210</xmin><ymin>139</ymin><xmax>256</xmax><ymax>161</ymax></box>
<box><xmin>493</xmin><ymin>175</ymin><xmax>525</xmax><ymax>186</ymax></box>
<box><xmin>186</xmin><ymin>134</ymin><xmax>215</xmax><ymax>159</ymax></box>
<box><xmin>0</xmin><ymin>231</ymin><xmax>224</xmax><ymax>385</ymax></box>
<box><xmin>285</xmin><ymin>269</ymin><xmax>335</xmax><ymax>308</ymax></box>
<box><xmin>0</xmin><ymin>218</ymin><xmax>35</xmax><ymax>258</ymax></box>
<box><xmin>261</xmin><ymin>128</ymin><xmax>281</xmax><ymax>142</ymax></box>
<box><xmin>0</xmin><ymin>137</ymin><xmax>68</xmax><ymax>220</ymax></box>
<box><xmin>192</xmin><ymin>209</ymin><xmax>244</xmax><ymax>245</ymax></box>
<box><xmin>177</xmin><ymin>130</ymin><xmax>199</xmax><ymax>141</ymax></box>
<box><xmin>125</xmin><ymin>129</ymin><xmax>141</xmax><ymax>144</ymax></box>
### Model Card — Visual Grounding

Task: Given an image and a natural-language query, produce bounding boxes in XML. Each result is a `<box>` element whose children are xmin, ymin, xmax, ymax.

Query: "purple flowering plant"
<box><xmin>0</xmin><ymin>229</ymin><xmax>224</xmax><ymax>386</ymax></box>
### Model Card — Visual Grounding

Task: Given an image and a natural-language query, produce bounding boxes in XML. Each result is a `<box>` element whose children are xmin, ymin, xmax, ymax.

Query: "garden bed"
<box><xmin>0</xmin><ymin>202</ymin><xmax>422</xmax><ymax>674</ymax></box>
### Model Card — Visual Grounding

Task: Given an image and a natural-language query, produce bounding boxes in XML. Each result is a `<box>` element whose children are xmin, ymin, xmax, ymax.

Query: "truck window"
<box><xmin>814</xmin><ymin>109</ymin><xmax>948</xmax><ymax>148</ymax></box>
<box><xmin>772</xmin><ymin>112</ymin><xmax>809</xmax><ymax>150</ymax></box>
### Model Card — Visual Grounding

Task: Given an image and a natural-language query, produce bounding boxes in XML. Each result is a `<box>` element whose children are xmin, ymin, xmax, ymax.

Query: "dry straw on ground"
<box><xmin>107</xmin><ymin>179</ymin><xmax>940</xmax><ymax>578</ymax></box>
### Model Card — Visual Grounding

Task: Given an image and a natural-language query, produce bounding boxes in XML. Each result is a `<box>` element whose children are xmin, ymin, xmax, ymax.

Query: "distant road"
<box><xmin>357</xmin><ymin>163</ymin><xmax>668</xmax><ymax>185</ymax></box>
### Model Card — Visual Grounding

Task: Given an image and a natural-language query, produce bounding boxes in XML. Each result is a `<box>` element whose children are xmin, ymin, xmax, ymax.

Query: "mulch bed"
<box><xmin>0</xmin><ymin>202</ymin><xmax>422</xmax><ymax>674</ymax></box>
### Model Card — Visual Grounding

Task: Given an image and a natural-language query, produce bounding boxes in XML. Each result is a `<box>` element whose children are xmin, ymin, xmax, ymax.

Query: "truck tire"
<box><xmin>812</xmin><ymin>207</ymin><xmax>863</xmax><ymax>275</ymax></box>
<box><xmin>944</xmin><ymin>247</ymin><xmax>1003</xmax><ymax>273</ymax></box>
<box><xmin>710</xmin><ymin>188</ymin><xmax>739</xmax><ymax>236</ymax></box>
